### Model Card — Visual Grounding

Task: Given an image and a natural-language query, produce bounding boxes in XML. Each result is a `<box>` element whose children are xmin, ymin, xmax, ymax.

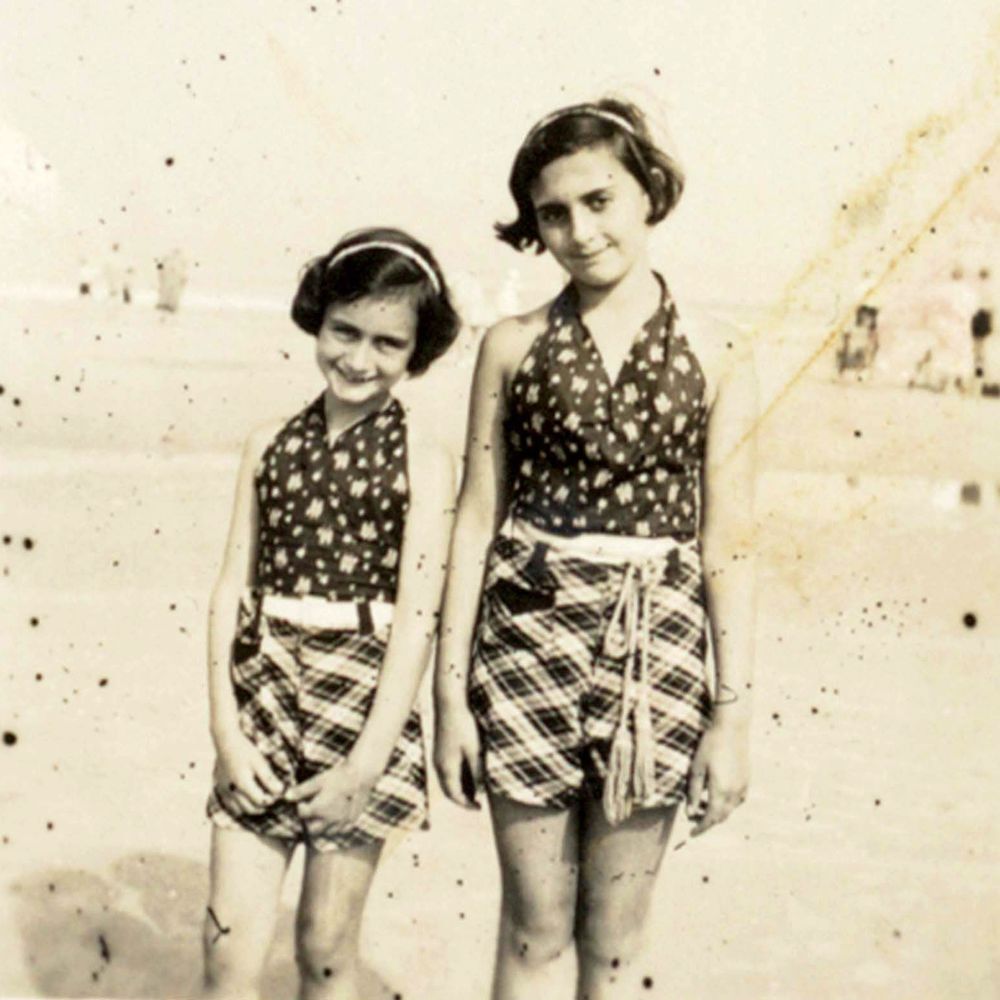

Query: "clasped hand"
<box><xmin>287</xmin><ymin>760</ymin><xmax>377</xmax><ymax>837</ymax></box>
<box><xmin>214</xmin><ymin>731</ymin><xmax>284</xmax><ymax>815</ymax></box>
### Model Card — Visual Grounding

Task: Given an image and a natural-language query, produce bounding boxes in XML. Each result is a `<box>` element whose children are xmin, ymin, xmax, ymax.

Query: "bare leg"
<box><xmin>575</xmin><ymin>796</ymin><xmax>677</xmax><ymax>1000</ymax></box>
<box><xmin>489</xmin><ymin>794</ymin><xmax>580</xmax><ymax>1000</ymax></box>
<box><xmin>202</xmin><ymin>825</ymin><xmax>293</xmax><ymax>999</ymax></box>
<box><xmin>295</xmin><ymin>840</ymin><xmax>387</xmax><ymax>1000</ymax></box>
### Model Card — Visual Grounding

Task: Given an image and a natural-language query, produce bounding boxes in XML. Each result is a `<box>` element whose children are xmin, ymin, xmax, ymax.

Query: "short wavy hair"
<box><xmin>291</xmin><ymin>227</ymin><xmax>460</xmax><ymax>376</ymax></box>
<box><xmin>496</xmin><ymin>98</ymin><xmax>685</xmax><ymax>253</ymax></box>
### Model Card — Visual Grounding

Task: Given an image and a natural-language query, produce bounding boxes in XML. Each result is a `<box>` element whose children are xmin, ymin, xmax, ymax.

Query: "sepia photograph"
<box><xmin>1</xmin><ymin>2</ymin><xmax>997</xmax><ymax>997</ymax></box>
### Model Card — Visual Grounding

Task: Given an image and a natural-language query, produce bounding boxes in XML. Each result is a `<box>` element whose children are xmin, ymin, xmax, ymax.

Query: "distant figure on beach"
<box><xmin>835</xmin><ymin>304</ymin><xmax>878</xmax><ymax>378</ymax></box>
<box><xmin>970</xmin><ymin>307</ymin><xmax>994</xmax><ymax>394</ymax></box>
<box><xmin>435</xmin><ymin>98</ymin><xmax>757</xmax><ymax>999</ymax></box>
<box><xmin>156</xmin><ymin>248</ymin><xmax>188</xmax><ymax>311</ymax></box>
<box><xmin>102</xmin><ymin>244</ymin><xmax>135</xmax><ymax>304</ymax></box>
<box><xmin>77</xmin><ymin>259</ymin><xmax>97</xmax><ymax>297</ymax></box>
<box><xmin>201</xmin><ymin>228</ymin><xmax>459</xmax><ymax>999</ymax></box>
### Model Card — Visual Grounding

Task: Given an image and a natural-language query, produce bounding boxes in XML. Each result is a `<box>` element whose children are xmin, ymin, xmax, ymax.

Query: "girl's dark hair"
<box><xmin>291</xmin><ymin>227</ymin><xmax>460</xmax><ymax>376</ymax></box>
<box><xmin>496</xmin><ymin>98</ymin><xmax>685</xmax><ymax>253</ymax></box>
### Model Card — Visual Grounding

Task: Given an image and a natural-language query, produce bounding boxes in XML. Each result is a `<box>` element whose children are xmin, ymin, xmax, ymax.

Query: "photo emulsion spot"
<box><xmin>1</xmin><ymin>3</ymin><xmax>997</xmax><ymax>998</ymax></box>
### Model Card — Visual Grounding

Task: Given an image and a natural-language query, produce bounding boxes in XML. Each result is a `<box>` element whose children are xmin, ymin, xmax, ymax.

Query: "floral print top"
<box><xmin>253</xmin><ymin>394</ymin><xmax>409</xmax><ymax>603</ymax></box>
<box><xmin>505</xmin><ymin>276</ymin><xmax>708</xmax><ymax>539</ymax></box>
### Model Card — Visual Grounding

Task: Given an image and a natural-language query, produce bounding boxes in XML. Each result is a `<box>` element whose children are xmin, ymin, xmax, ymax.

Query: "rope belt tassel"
<box><xmin>601</xmin><ymin>560</ymin><xmax>661</xmax><ymax>825</ymax></box>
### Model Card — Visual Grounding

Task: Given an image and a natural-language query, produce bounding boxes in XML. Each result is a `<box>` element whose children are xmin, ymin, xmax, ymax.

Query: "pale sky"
<box><xmin>1</xmin><ymin>0</ymin><xmax>998</xmax><ymax>312</ymax></box>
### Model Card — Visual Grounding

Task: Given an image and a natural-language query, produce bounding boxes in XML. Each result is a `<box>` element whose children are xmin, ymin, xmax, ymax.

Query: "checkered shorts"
<box><xmin>206</xmin><ymin>603</ymin><xmax>427</xmax><ymax>850</ymax></box>
<box><xmin>468</xmin><ymin>524</ymin><xmax>711</xmax><ymax>810</ymax></box>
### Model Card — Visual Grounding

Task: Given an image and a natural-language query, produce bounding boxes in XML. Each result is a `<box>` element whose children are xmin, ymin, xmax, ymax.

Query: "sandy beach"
<box><xmin>0</xmin><ymin>297</ymin><xmax>996</xmax><ymax>999</ymax></box>
<box><xmin>1</xmin><ymin>0</ymin><xmax>997</xmax><ymax>993</ymax></box>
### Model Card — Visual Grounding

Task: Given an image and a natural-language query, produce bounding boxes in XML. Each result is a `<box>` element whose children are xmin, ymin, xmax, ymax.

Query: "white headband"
<box><xmin>526</xmin><ymin>105</ymin><xmax>638</xmax><ymax>143</ymax></box>
<box><xmin>327</xmin><ymin>240</ymin><xmax>441</xmax><ymax>294</ymax></box>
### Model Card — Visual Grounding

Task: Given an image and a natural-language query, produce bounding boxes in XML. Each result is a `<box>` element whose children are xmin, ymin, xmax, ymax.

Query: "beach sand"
<box><xmin>1</xmin><ymin>299</ymin><xmax>997</xmax><ymax>998</ymax></box>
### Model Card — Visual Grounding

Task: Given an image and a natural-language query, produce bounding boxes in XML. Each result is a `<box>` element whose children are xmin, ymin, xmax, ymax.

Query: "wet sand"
<box><xmin>1</xmin><ymin>299</ymin><xmax>997</xmax><ymax>998</ymax></box>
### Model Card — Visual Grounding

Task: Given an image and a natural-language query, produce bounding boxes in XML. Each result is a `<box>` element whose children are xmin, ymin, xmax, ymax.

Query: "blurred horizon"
<box><xmin>2</xmin><ymin>1</ymin><xmax>999</xmax><ymax>319</ymax></box>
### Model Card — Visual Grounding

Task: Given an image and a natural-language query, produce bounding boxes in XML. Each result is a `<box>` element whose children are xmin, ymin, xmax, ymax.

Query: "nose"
<box><xmin>568</xmin><ymin>208</ymin><xmax>597</xmax><ymax>248</ymax></box>
<box><xmin>342</xmin><ymin>337</ymin><xmax>375</xmax><ymax>374</ymax></box>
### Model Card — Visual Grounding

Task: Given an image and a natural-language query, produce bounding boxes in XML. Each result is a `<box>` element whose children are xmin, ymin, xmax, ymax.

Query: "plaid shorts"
<box><xmin>469</xmin><ymin>523</ymin><xmax>711</xmax><ymax>810</ymax></box>
<box><xmin>206</xmin><ymin>601</ymin><xmax>427</xmax><ymax>850</ymax></box>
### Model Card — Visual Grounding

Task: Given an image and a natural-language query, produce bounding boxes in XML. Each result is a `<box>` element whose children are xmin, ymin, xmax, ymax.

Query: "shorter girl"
<box><xmin>203</xmin><ymin>228</ymin><xmax>459</xmax><ymax>1000</ymax></box>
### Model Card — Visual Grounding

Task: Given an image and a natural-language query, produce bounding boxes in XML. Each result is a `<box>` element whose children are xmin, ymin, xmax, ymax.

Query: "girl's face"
<box><xmin>315</xmin><ymin>292</ymin><xmax>418</xmax><ymax>408</ymax></box>
<box><xmin>530</xmin><ymin>142</ymin><xmax>652</xmax><ymax>289</ymax></box>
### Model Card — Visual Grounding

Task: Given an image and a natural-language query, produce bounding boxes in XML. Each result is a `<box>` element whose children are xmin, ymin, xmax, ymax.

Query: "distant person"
<box><xmin>858</xmin><ymin>305</ymin><xmax>879</xmax><ymax>367</ymax></box>
<box><xmin>156</xmin><ymin>248</ymin><xmax>189</xmax><ymax>311</ymax></box>
<box><xmin>434</xmin><ymin>98</ymin><xmax>757</xmax><ymax>999</ymax></box>
<box><xmin>835</xmin><ymin>330</ymin><xmax>855</xmax><ymax>376</ymax></box>
<box><xmin>105</xmin><ymin>243</ymin><xmax>126</xmax><ymax>302</ymax></box>
<box><xmin>78</xmin><ymin>259</ymin><xmax>97</xmax><ymax>297</ymax></box>
<box><xmin>971</xmin><ymin>307</ymin><xmax>992</xmax><ymax>389</ymax></box>
<box><xmin>202</xmin><ymin>228</ymin><xmax>459</xmax><ymax>999</ymax></box>
<box><xmin>836</xmin><ymin>305</ymin><xmax>878</xmax><ymax>378</ymax></box>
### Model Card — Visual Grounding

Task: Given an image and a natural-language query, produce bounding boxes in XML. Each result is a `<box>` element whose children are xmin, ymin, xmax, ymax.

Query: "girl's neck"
<box><xmin>572</xmin><ymin>256</ymin><xmax>660</xmax><ymax>322</ymax></box>
<box><xmin>322</xmin><ymin>388</ymin><xmax>392</xmax><ymax>440</ymax></box>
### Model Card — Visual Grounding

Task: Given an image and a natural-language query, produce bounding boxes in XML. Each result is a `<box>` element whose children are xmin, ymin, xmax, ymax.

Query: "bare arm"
<box><xmin>701</xmin><ymin>342</ymin><xmax>758</xmax><ymax>720</ymax></box>
<box><xmin>689</xmin><ymin>341</ymin><xmax>759</xmax><ymax>832</ymax></box>
<box><xmin>207</xmin><ymin>426</ymin><xmax>271</xmax><ymax>745</ymax></box>
<box><xmin>207</xmin><ymin>423</ymin><xmax>284</xmax><ymax>810</ymax></box>
<box><xmin>434</xmin><ymin>321</ymin><xmax>516</xmax><ymax>707</ymax></box>
<box><xmin>432</xmin><ymin>318</ymin><xmax>527</xmax><ymax>807</ymax></box>
<box><xmin>346</xmin><ymin>436</ymin><xmax>456</xmax><ymax>773</ymax></box>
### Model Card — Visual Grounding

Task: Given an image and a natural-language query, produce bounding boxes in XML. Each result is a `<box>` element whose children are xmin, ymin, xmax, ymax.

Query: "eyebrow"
<box><xmin>326</xmin><ymin>317</ymin><xmax>410</xmax><ymax>344</ymax></box>
<box><xmin>326</xmin><ymin>317</ymin><xmax>360</xmax><ymax>333</ymax></box>
<box><xmin>374</xmin><ymin>332</ymin><xmax>412</xmax><ymax>346</ymax></box>
<box><xmin>534</xmin><ymin>184</ymin><xmax>612</xmax><ymax>213</ymax></box>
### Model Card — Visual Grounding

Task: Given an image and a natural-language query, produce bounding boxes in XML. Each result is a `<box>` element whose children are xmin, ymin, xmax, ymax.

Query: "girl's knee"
<box><xmin>507</xmin><ymin>916</ymin><xmax>575</xmax><ymax>968</ymax></box>
<box><xmin>295</xmin><ymin>913</ymin><xmax>358</xmax><ymax>985</ymax></box>
<box><xmin>504</xmin><ymin>895</ymin><xmax>576</xmax><ymax>967</ymax></box>
<box><xmin>577</xmin><ymin>928</ymin><xmax>644</xmax><ymax>971</ymax></box>
<box><xmin>576</xmin><ymin>912</ymin><xmax>645</xmax><ymax>968</ymax></box>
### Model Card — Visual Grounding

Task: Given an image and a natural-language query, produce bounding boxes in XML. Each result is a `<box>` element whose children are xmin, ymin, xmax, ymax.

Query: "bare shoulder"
<box><xmin>243</xmin><ymin>417</ymin><xmax>286</xmax><ymax>464</ymax></box>
<box><xmin>478</xmin><ymin>302</ymin><xmax>551</xmax><ymax>379</ymax></box>
<box><xmin>679</xmin><ymin>308</ymin><xmax>757</xmax><ymax>406</ymax></box>
<box><xmin>403</xmin><ymin>416</ymin><xmax>458</xmax><ymax>495</ymax></box>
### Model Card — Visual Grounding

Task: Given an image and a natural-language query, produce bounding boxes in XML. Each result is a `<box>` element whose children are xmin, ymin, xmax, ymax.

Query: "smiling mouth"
<box><xmin>332</xmin><ymin>366</ymin><xmax>377</xmax><ymax>385</ymax></box>
<box><xmin>572</xmin><ymin>247</ymin><xmax>609</xmax><ymax>263</ymax></box>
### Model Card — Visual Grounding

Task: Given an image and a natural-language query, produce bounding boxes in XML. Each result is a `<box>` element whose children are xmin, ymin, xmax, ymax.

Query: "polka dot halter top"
<box><xmin>254</xmin><ymin>395</ymin><xmax>409</xmax><ymax>603</ymax></box>
<box><xmin>505</xmin><ymin>275</ymin><xmax>708</xmax><ymax>539</ymax></box>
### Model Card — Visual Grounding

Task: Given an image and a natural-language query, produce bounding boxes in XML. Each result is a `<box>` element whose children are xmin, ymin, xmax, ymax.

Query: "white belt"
<box><xmin>507</xmin><ymin>516</ymin><xmax>695</xmax><ymax>563</ymax></box>
<box><xmin>258</xmin><ymin>592</ymin><xmax>394</xmax><ymax>633</ymax></box>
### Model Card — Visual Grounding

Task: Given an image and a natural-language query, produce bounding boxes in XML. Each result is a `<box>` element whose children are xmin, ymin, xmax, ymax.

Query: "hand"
<box><xmin>286</xmin><ymin>761</ymin><xmax>377</xmax><ymax>837</ymax></box>
<box><xmin>214</xmin><ymin>730</ymin><xmax>285</xmax><ymax>815</ymax></box>
<box><xmin>433</xmin><ymin>701</ymin><xmax>482</xmax><ymax>810</ymax></box>
<box><xmin>686</xmin><ymin>720</ymin><xmax>750</xmax><ymax>836</ymax></box>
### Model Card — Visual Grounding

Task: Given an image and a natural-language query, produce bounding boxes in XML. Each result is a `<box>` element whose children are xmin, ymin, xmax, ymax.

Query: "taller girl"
<box><xmin>435</xmin><ymin>100</ymin><xmax>757</xmax><ymax>999</ymax></box>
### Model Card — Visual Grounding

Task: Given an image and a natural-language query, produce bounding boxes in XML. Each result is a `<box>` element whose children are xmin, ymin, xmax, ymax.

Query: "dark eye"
<box><xmin>588</xmin><ymin>193</ymin><xmax>610</xmax><ymax>210</ymax></box>
<box><xmin>326</xmin><ymin>323</ymin><xmax>358</xmax><ymax>343</ymax></box>
<box><xmin>537</xmin><ymin>206</ymin><xmax>564</xmax><ymax>224</ymax></box>
<box><xmin>376</xmin><ymin>337</ymin><xmax>408</xmax><ymax>352</ymax></box>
